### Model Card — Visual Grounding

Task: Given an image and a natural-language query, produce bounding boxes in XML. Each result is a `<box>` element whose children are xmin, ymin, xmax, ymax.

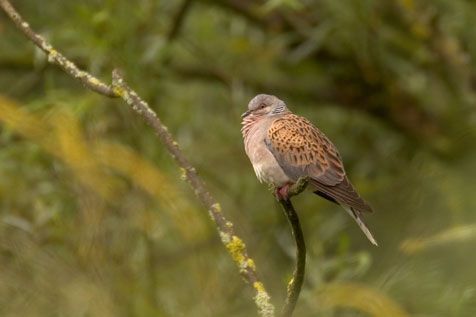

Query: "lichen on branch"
<box><xmin>0</xmin><ymin>1</ymin><xmax>275</xmax><ymax>316</ymax></box>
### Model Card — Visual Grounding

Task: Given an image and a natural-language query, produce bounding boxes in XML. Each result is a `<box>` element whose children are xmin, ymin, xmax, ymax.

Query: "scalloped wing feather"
<box><xmin>265</xmin><ymin>114</ymin><xmax>345</xmax><ymax>186</ymax></box>
<box><xmin>266</xmin><ymin>113</ymin><xmax>373</xmax><ymax>214</ymax></box>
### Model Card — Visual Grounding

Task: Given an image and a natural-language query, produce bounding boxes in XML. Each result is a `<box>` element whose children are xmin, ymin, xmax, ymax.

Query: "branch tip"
<box><xmin>279</xmin><ymin>198</ymin><xmax>306</xmax><ymax>317</ymax></box>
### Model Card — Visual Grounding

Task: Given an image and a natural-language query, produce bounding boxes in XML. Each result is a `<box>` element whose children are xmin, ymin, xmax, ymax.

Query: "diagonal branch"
<box><xmin>0</xmin><ymin>0</ymin><xmax>116</xmax><ymax>97</ymax></box>
<box><xmin>0</xmin><ymin>1</ymin><xmax>274</xmax><ymax>316</ymax></box>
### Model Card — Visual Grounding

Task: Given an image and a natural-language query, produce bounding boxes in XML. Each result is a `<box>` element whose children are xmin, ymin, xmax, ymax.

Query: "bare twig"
<box><xmin>0</xmin><ymin>1</ymin><xmax>274</xmax><ymax>316</ymax></box>
<box><xmin>278</xmin><ymin>177</ymin><xmax>308</xmax><ymax>317</ymax></box>
<box><xmin>0</xmin><ymin>0</ymin><xmax>116</xmax><ymax>97</ymax></box>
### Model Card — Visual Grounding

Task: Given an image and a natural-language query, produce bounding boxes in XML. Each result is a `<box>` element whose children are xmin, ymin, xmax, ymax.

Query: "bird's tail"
<box><xmin>342</xmin><ymin>205</ymin><xmax>378</xmax><ymax>246</ymax></box>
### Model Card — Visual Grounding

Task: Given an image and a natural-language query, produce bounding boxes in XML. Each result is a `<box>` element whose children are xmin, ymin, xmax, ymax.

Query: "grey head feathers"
<box><xmin>241</xmin><ymin>94</ymin><xmax>289</xmax><ymax>118</ymax></box>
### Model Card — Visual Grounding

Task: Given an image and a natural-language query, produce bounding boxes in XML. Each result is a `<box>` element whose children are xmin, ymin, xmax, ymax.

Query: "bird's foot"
<box><xmin>275</xmin><ymin>177</ymin><xmax>310</xmax><ymax>201</ymax></box>
<box><xmin>275</xmin><ymin>184</ymin><xmax>291</xmax><ymax>201</ymax></box>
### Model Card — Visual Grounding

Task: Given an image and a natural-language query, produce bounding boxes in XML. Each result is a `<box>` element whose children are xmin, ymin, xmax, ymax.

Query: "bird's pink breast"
<box><xmin>241</xmin><ymin>115</ymin><xmax>291</xmax><ymax>187</ymax></box>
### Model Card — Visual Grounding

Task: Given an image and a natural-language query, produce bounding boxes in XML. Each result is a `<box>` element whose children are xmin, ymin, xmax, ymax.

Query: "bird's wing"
<box><xmin>265</xmin><ymin>113</ymin><xmax>373</xmax><ymax>214</ymax></box>
<box><xmin>265</xmin><ymin>113</ymin><xmax>345</xmax><ymax>186</ymax></box>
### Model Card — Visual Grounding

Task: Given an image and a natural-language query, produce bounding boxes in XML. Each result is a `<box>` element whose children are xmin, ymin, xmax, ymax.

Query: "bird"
<box><xmin>241</xmin><ymin>94</ymin><xmax>377</xmax><ymax>246</ymax></box>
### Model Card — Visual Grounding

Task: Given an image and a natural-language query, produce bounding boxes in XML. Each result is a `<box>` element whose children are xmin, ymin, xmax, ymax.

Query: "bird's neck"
<box><xmin>241</xmin><ymin>114</ymin><xmax>279</xmax><ymax>138</ymax></box>
<box><xmin>241</xmin><ymin>115</ymin><xmax>254</xmax><ymax>137</ymax></box>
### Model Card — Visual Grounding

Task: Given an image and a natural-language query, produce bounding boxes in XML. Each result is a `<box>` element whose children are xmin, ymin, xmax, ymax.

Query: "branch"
<box><xmin>167</xmin><ymin>0</ymin><xmax>194</xmax><ymax>42</ymax></box>
<box><xmin>278</xmin><ymin>177</ymin><xmax>308</xmax><ymax>317</ymax></box>
<box><xmin>0</xmin><ymin>1</ymin><xmax>116</xmax><ymax>97</ymax></box>
<box><xmin>0</xmin><ymin>1</ymin><xmax>275</xmax><ymax>316</ymax></box>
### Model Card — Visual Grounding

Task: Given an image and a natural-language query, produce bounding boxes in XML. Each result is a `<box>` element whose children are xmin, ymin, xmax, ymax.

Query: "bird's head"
<box><xmin>241</xmin><ymin>94</ymin><xmax>289</xmax><ymax>119</ymax></box>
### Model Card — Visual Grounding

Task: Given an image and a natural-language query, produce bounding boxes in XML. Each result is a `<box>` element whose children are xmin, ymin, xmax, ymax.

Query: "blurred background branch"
<box><xmin>167</xmin><ymin>0</ymin><xmax>194</xmax><ymax>43</ymax></box>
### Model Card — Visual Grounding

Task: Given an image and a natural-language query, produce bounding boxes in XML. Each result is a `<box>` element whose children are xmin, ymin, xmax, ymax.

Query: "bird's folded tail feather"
<box><xmin>311</xmin><ymin>178</ymin><xmax>373</xmax><ymax>213</ymax></box>
<box><xmin>342</xmin><ymin>205</ymin><xmax>378</xmax><ymax>246</ymax></box>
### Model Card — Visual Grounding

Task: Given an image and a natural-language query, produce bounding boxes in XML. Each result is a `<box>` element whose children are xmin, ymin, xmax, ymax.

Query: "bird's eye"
<box><xmin>259</xmin><ymin>104</ymin><xmax>266</xmax><ymax>109</ymax></box>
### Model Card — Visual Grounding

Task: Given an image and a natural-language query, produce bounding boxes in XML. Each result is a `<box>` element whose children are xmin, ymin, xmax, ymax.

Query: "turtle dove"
<box><xmin>241</xmin><ymin>94</ymin><xmax>377</xmax><ymax>245</ymax></box>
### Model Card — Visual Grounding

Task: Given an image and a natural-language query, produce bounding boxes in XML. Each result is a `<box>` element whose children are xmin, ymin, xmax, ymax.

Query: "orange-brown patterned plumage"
<box><xmin>265</xmin><ymin>113</ymin><xmax>373</xmax><ymax>214</ymax></box>
<box><xmin>267</xmin><ymin>113</ymin><xmax>344</xmax><ymax>185</ymax></box>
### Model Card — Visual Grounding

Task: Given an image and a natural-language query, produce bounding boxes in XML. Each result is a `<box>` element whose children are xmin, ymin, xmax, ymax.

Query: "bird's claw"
<box><xmin>275</xmin><ymin>185</ymin><xmax>290</xmax><ymax>201</ymax></box>
<box><xmin>274</xmin><ymin>177</ymin><xmax>310</xmax><ymax>201</ymax></box>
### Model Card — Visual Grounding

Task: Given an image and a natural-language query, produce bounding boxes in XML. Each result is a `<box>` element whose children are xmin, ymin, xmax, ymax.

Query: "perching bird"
<box><xmin>241</xmin><ymin>94</ymin><xmax>377</xmax><ymax>246</ymax></box>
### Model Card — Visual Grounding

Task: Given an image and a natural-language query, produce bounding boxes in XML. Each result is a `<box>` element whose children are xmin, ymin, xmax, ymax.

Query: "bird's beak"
<box><xmin>241</xmin><ymin>110</ymin><xmax>251</xmax><ymax>118</ymax></box>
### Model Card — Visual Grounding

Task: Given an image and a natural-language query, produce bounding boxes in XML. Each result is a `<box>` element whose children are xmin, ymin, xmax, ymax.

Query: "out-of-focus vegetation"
<box><xmin>1</xmin><ymin>0</ymin><xmax>476</xmax><ymax>316</ymax></box>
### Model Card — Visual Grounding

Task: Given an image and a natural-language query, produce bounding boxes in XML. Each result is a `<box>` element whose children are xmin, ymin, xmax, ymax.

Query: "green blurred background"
<box><xmin>1</xmin><ymin>0</ymin><xmax>476</xmax><ymax>316</ymax></box>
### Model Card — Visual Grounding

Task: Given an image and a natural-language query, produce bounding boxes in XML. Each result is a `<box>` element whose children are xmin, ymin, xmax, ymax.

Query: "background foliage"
<box><xmin>1</xmin><ymin>0</ymin><xmax>476</xmax><ymax>316</ymax></box>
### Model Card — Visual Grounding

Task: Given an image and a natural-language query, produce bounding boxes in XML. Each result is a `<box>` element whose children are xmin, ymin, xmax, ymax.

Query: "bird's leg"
<box><xmin>275</xmin><ymin>184</ymin><xmax>291</xmax><ymax>201</ymax></box>
<box><xmin>275</xmin><ymin>177</ymin><xmax>310</xmax><ymax>201</ymax></box>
